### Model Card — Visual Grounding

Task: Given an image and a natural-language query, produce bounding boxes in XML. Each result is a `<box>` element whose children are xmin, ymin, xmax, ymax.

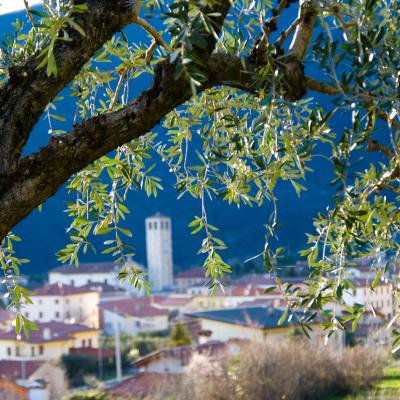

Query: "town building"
<box><xmin>0</xmin><ymin>321</ymin><xmax>99</xmax><ymax>361</ymax></box>
<box><xmin>23</xmin><ymin>283</ymin><xmax>100</xmax><ymax>328</ymax></box>
<box><xmin>343</xmin><ymin>278</ymin><xmax>393</xmax><ymax>318</ymax></box>
<box><xmin>185</xmin><ymin>306</ymin><xmax>344</xmax><ymax>348</ymax></box>
<box><xmin>133</xmin><ymin>340</ymin><xmax>244</xmax><ymax>374</ymax></box>
<box><xmin>175</xmin><ymin>267</ymin><xmax>206</xmax><ymax>293</ymax></box>
<box><xmin>101</xmin><ymin>298</ymin><xmax>169</xmax><ymax>335</ymax></box>
<box><xmin>108</xmin><ymin>372</ymin><xmax>179</xmax><ymax>398</ymax></box>
<box><xmin>0</xmin><ymin>360</ymin><xmax>67</xmax><ymax>400</ymax></box>
<box><xmin>48</xmin><ymin>260</ymin><xmax>142</xmax><ymax>291</ymax></box>
<box><xmin>146</xmin><ymin>213</ymin><xmax>174</xmax><ymax>290</ymax></box>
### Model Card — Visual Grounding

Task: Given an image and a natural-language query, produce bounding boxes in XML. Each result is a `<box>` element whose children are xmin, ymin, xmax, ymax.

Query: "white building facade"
<box><xmin>145</xmin><ymin>213</ymin><xmax>174</xmax><ymax>290</ymax></box>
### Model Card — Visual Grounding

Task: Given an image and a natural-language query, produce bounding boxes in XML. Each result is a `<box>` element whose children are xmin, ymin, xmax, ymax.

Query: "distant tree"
<box><xmin>169</xmin><ymin>322</ymin><xmax>192</xmax><ymax>347</ymax></box>
<box><xmin>1</xmin><ymin>0</ymin><xmax>400</xmax><ymax>346</ymax></box>
<box><xmin>61</xmin><ymin>354</ymin><xmax>98</xmax><ymax>387</ymax></box>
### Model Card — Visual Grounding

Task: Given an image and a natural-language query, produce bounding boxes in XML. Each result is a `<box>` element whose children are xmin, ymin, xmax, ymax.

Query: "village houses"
<box><xmin>23</xmin><ymin>283</ymin><xmax>100</xmax><ymax>328</ymax></box>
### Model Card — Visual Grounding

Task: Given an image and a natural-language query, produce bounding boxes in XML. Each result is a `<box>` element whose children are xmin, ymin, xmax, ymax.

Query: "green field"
<box><xmin>335</xmin><ymin>363</ymin><xmax>400</xmax><ymax>400</ymax></box>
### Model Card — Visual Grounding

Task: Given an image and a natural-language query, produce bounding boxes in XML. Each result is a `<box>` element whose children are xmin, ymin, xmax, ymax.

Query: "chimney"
<box><xmin>42</xmin><ymin>328</ymin><xmax>51</xmax><ymax>340</ymax></box>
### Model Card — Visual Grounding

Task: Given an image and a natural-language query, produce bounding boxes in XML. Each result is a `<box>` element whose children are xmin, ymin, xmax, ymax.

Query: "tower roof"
<box><xmin>146</xmin><ymin>212</ymin><xmax>170</xmax><ymax>220</ymax></box>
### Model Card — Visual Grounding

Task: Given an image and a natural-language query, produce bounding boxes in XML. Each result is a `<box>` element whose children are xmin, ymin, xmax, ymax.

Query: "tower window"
<box><xmin>154</xmin><ymin>222</ymin><xmax>157</xmax><ymax>229</ymax></box>
<box><xmin>165</xmin><ymin>221</ymin><xmax>169</xmax><ymax>229</ymax></box>
<box><xmin>148</xmin><ymin>222</ymin><xmax>152</xmax><ymax>229</ymax></box>
<box><xmin>161</xmin><ymin>221</ymin><xmax>164</xmax><ymax>229</ymax></box>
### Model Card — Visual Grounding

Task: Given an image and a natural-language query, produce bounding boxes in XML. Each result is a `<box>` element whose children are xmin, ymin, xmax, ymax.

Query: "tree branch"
<box><xmin>0</xmin><ymin>0</ymin><xmax>139</xmax><ymax>174</ymax></box>
<box><xmin>288</xmin><ymin>0</ymin><xmax>318</xmax><ymax>60</ymax></box>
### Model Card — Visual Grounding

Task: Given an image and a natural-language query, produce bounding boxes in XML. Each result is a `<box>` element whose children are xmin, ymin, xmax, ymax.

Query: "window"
<box><xmin>165</xmin><ymin>221</ymin><xmax>169</xmax><ymax>229</ymax></box>
<box><xmin>136</xmin><ymin>321</ymin><xmax>141</xmax><ymax>328</ymax></box>
<box><xmin>82</xmin><ymin>339</ymin><xmax>86</xmax><ymax>347</ymax></box>
<box><xmin>38</xmin><ymin>299</ymin><xmax>42</xmax><ymax>305</ymax></box>
<box><xmin>70</xmin><ymin>280</ymin><xmax>75</xmax><ymax>286</ymax></box>
<box><xmin>25</xmin><ymin>312</ymin><xmax>29</xmax><ymax>318</ymax></box>
<box><xmin>161</xmin><ymin>221</ymin><xmax>164</xmax><ymax>229</ymax></box>
<box><xmin>104</xmin><ymin>279</ymin><xmax>108</xmax><ymax>284</ymax></box>
<box><xmin>39</xmin><ymin>312</ymin><xmax>43</xmax><ymax>318</ymax></box>
<box><xmin>54</xmin><ymin>299</ymin><xmax>59</xmax><ymax>304</ymax></box>
<box><xmin>16</xmin><ymin>347</ymin><xmax>20</xmax><ymax>357</ymax></box>
<box><xmin>55</xmin><ymin>312</ymin><xmax>60</xmax><ymax>319</ymax></box>
<box><xmin>88</xmin><ymin>339</ymin><xmax>92</xmax><ymax>348</ymax></box>
<box><xmin>66</xmin><ymin>299</ymin><xmax>69</xmax><ymax>304</ymax></box>
<box><xmin>154</xmin><ymin>222</ymin><xmax>157</xmax><ymax>229</ymax></box>
<box><xmin>66</xmin><ymin>311</ymin><xmax>71</xmax><ymax>319</ymax></box>
<box><xmin>7</xmin><ymin>347</ymin><xmax>11</xmax><ymax>356</ymax></box>
<box><xmin>148</xmin><ymin>222</ymin><xmax>152</xmax><ymax>229</ymax></box>
<box><xmin>39</xmin><ymin>346</ymin><xmax>44</xmax><ymax>355</ymax></box>
<box><xmin>87</xmin><ymin>279</ymin><xmax>91</xmax><ymax>284</ymax></box>
<box><xmin>31</xmin><ymin>347</ymin><xmax>35</xmax><ymax>357</ymax></box>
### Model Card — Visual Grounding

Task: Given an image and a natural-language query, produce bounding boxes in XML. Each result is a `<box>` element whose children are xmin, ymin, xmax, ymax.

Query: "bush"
<box><xmin>65</xmin><ymin>390</ymin><xmax>108</xmax><ymax>400</ymax></box>
<box><xmin>61</xmin><ymin>354</ymin><xmax>98</xmax><ymax>387</ymax></box>
<box><xmin>147</xmin><ymin>340</ymin><xmax>384</xmax><ymax>400</ymax></box>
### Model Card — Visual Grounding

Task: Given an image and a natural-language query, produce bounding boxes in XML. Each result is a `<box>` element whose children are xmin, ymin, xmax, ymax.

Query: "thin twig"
<box><xmin>132</xmin><ymin>16</ymin><xmax>168</xmax><ymax>50</ymax></box>
<box><xmin>23</xmin><ymin>0</ymin><xmax>36</xmax><ymax>26</ymax></box>
<box><xmin>109</xmin><ymin>68</ymin><xmax>129</xmax><ymax>110</ymax></box>
<box><xmin>274</xmin><ymin>18</ymin><xmax>302</xmax><ymax>47</ymax></box>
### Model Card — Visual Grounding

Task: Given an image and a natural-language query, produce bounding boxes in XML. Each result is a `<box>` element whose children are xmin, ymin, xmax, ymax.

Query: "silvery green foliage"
<box><xmin>1</xmin><ymin>0</ymin><xmax>400</xmax><ymax>345</ymax></box>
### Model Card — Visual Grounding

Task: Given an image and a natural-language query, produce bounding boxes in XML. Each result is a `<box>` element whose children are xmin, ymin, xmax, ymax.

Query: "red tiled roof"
<box><xmin>33</xmin><ymin>283</ymin><xmax>97</xmax><ymax>296</ymax></box>
<box><xmin>109</xmin><ymin>372</ymin><xmax>178</xmax><ymax>397</ymax></box>
<box><xmin>100</xmin><ymin>298</ymin><xmax>169</xmax><ymax>318</ymax></box>
<box><xmin>176</xmin><ymin>267</ymin><xmax>205</xmax><ymax>279</ymax></box>
<box><xmin>70</xmin><ymin>347</ymin><xmax>115</xmax><ymax>358</ymax></box>
<box><xmin>79</xmin><ymin>282</ymin><xmax>125</xmax><ymax>294</ymax></box>
<box><xmin>154</xmin><ymin>296</ymin><xmax>193</xmax><ymax>307</ymax></box>
<box><xmin>0</xmin><ymin>360</ymin><xmax>44</xmax><ymax>380</ymax></box>
<box><xmin>0</xmin><ymin>310</ymin><xmax>16</xmax><ymax>324</ymax></box>
<box><xmin>0</xmin><ymin>321</ymin><xmax>98</xmax><ymax>343</ymax></box>
<box><xmin>227</xmin><ymin>284</ymin><xmax>265</xmax><ymax>296</ymax></box>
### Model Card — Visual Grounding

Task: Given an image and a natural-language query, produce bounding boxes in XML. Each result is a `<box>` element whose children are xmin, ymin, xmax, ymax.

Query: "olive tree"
<box><xmin>1</xmin><ymin>0</ymin><xmax>400</xmax><ymax>341</ymax></box>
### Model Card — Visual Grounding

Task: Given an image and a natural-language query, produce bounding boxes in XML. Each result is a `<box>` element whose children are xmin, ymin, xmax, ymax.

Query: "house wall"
<box><xmin>28</xmin><ymin>363</ymin><xmax>67</xmax><ymax>400</ymax></box>
<box><xmin>70</xmin><ymin>330</ymin><xmax>100</xmax><ymax>349</ymax></box>
<box><xmin>24</xmin><ymin>292</ymin><xmax>100</xmax><ymax>328</ymax></box>
<box><xmin>102</xmin><ymin>310</ymin><xmax>168</xmax><ymax>335</ymax></box>
<box><xmin>49</xmin><ymin>272</ymin><xmax>116</xmax><ymax>287</ymax></box>
<box><xmin>176</xmin><ymin>277</ymin><xmax>206</xmax><ymax>293</ymax></box>
<box><xmin>343</xmin><ymin>284</ymin><xmax>393</xmax><ymax>318</ymax></box>
<box><xmin>0</xmin><ymin>339</ymin><xmax>71</xmax><ymax>361</ymax></box>
<box><xmin>195</xmin><ymin>318</ymin><xmax>344</xmax><ymax>350</ymax></box>
<box><xmin>140</xmin><ymin>357</ymin><xmax>183</xmax><ymax>374</ymax></box>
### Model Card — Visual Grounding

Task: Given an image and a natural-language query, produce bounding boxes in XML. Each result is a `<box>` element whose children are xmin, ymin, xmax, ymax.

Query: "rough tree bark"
<box><xmin>0</xmin><ymin>0</ymin><xmax>318</xmax><ymax>240</ymax></box>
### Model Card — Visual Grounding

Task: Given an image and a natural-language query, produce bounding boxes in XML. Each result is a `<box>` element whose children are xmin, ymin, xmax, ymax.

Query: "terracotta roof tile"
<box><xmin>0</xmin><ymin>321</ymin><xmax>98</xmax><ymax>343</ymax></box>
<box><xmin>109</xmin><ymin>372</ymin><xmax>178</xmax><ymax>397</ymax></box>
<box><xmin>33</xmin><ymin>283</ymin><xmax>97</xmax><ymax>296</ymax></box>
<box><xmin>100</xmin><ymin>298</ymin><xmax>169</xmax><ymax>318</ymax></box>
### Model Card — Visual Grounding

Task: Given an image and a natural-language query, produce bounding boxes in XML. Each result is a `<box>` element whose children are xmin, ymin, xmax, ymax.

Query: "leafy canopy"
<box><xmin>0</xmin><ymin>0</ymin><xmax>400</xmax><ymax>345</ymax></box>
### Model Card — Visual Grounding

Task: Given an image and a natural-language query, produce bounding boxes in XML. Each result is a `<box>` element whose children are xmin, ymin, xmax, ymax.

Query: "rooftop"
<box><xmin>185</xmin><ymin>306</ymin><xmax>315</xmax><ymax>329</ymax></box>
<box><xmin>100</xmin><ymin>298</ymin><xmax>169</xmax><ymax>318</ymax></box>
<box><xmin>109</xmin><ymin>372</ymin><xmax>178</xmax><ymax>397</ymax></box>
<box><xmin>32</xmin><ymin>283</ymin><xmax>97</xmax><ymax>296</ymax></box>
<box><xmin>0</xmin><ymin>321</ymin><xmax>98</xmax><ymax>343</ymax></box>
<box><xmin>50</xmin><ymin>262</ymin><xmax>118</xmax><ymax>275</ymax></box>
<box><xmin>176</xmin><ymin>267</ymin><xmax>206</xmax><ymax>279</ymax></box>
<box><xmin>78</xmin><ymin>282</ymin><xmax>125</xmax><ymax>294</ymax></box>
<box><xmin>0</xmin><ymin>360</ymin><xmax>44</xmax><ymax>380</ymax></box>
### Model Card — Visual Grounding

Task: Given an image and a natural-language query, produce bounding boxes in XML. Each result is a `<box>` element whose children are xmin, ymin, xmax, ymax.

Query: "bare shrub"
<box><xmin>229</xmin><ymin>340</ymin><xmax>384</xmax><ymax>400</ymax></box>
<box><xmin>128</xmin><ymin>340</ymin><xmax>384</xmax><ymax>400</ymax></box>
